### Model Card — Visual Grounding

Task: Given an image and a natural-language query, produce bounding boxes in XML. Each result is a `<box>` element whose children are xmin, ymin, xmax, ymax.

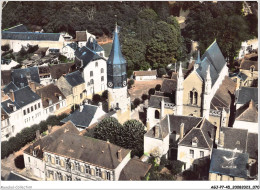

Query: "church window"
<box><xmin>189</xmin><ymin>91</ymin><xmax>193</xmax><ymax>104</ymax></box>
<box><xmin>90</xmin><ymin>71</ymin><xmax>93</xmax><ymax>77</ymax></box>
<box><xmin>101</xmin><ymin>76</ymin><xmax>104</xmax><ymax>81</ymax></box>
<box><xmin>194</xmin><ymin>92</ymin><xmax>198</xmax><ymax>105</ymax></box>
<box><xmin>189</xmin><ymin>89</ymin><xmax>198</xmax><ymax>105</ymax></box>
<box><xmin>101</xmin><ymin>68</ymin><xmax>104</xmax><ymax>73</ymax></box>
<box><xmin>155</xmin><ymin>110</ymin><xmax>160</xmax><ymax>119</ymax></box>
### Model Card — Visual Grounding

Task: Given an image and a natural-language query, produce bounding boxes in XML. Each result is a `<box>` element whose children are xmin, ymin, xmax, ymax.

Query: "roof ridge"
<box><xmin>199</xmin><ymin>119</ymin><xmax>211</xmax><ymax>149</ymax></box>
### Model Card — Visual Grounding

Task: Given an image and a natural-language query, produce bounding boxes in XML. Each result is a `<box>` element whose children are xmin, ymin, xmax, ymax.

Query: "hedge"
<box><xmin>1</xmin><ymin>114</ymin><xmax>68</xmax><ymax>159</ymax></box>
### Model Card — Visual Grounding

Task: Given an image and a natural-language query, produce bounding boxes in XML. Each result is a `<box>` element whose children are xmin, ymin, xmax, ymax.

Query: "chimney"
<box><xmin>249</xmin><ymin>99</ymin><xmax>254</xmax><ymax>108</ymax></box>
<box><xmin>29</xmin><ymin>81</ymin><xmax>36</xmax><ymax>92</ymax></box>
<box><xmin>36</xmin><ymin>130</ymin><xmax>40</xmax><ymax>140</ymax></box>
<box><xmin>9</xmin><ymin>89</ymin><xmax>15</xmax><ymax>102</ymax></box>
<box><xmin>79</xmin><ymin>105</ymin><xmax>84</xmax><ymax>112</ymax></box>
<box><xmin>155</xmin><ymin>125</ymin><xmax>160</xmax><ymax>138</ymax></box>
<box><xmin>160</xmin><ymin>99</ymin><xmax>165</xmax><ymax>119</ymax></box>
<box><xmin>117</xmin><ymin>149</ymin><xmax>122</xmax><ymax>162</ymax></box>
<box><xmin>219</xmin><ymin>131</ymin><xmax>225</xmax><ymax>147</ymax></box>
<box><xmin>180</xmin><ymin>123</ymin><xmax>184</xmax><ymax>140</ymax></box>
<box><xmin>48</xmin><ymin>125</ymin><xmax>52</xmax><ymax>134</ymax></box>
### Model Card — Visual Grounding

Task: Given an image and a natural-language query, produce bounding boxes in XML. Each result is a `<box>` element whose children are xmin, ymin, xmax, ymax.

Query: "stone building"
<box><xmin>133</xmin><ymin>70</ymin><xmax>157</xmax><ymax>81</ymax></box>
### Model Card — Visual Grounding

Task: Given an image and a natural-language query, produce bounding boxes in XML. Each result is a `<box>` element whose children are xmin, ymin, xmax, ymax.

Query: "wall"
<box><xmin>209</xmin><ymin>173</ymin><xmax>245</xmax><ymax>181</ymax></box>
<box><xmin>108</xmin><ymin>86</ymin><xmax>129</xmax><ymax>112</ymax></box>
<box><xmin>144</xmin><ymin>134</ymin><xmax>169</xmax><ymax>157</ymax></box>
<box><xmin>24</xmin><ymin>153</ymin><xmax>45</xmax><ymax>180</ymax></box>
<box><xmin>114</xmin><ymin>152</ymin><xmax>131</xmax><ymax>181</ymax></box>
<box><xmin>72</xmin><ymin>83</ymin><xmax>86</xmax><ymax>105</ymax></box>
<box><xmin>233</xmin><ymin>120</ymin><xmax>258</xmax><ymax>133</ymax></box>
<box><xmin>135</xmin><ymin>75</ymin><xmax>156</xmax><ymax>81</ymax></box>
<box><xmin>82</xmin><ymin>59</ymin><xmax>107</xmax><ymax>98</ymax></box>
<box><xmin>61</xmin><ymin>46</ymin><xmax>75</xmax><ymax>60</ymax></box>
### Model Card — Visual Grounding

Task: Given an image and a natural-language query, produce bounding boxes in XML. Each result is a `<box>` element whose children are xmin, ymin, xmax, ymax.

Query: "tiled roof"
<box><xmin>236</xmin><ymin>87</ymin><xmax>258</xmax><ymax>105</ymax></box>
<box><xmin>3</xmin><ymin>24</ymin><xmax>28</xmax><ymax>32</ymax></box>
<box><xmin>133</xmin><ymin>70</ymin><xmax>157</xmax><ymax>76</ymax></box>
<box><xmin>235</xmin><ymin>100</ymin><xmax>258</xmax><ymax>123</ymax></box>
<box><xmin>12</xmin><ymin>67</ymin><xmax>40</xmax><ymax>88</ymax></box>
<box><xmin>221</xmin><ymin>127</ymin><xmax>248</xmax><ymax>153</ymax></box>
<box><xmin>49</xmin><ymin>63</ymin><xmax>75</xmax><ymax>80</ymax></box>
<box><xmin>44</xmin><ymin>133</ymin><xmax>131</xmax><ymax>169</ymax></box>
<box><xmin>1</xmin><ymin>70</ymin><xmax>12</xmax><ymax>86</ymax></box>
<box><xmin>3</xmin><ymin>82</ymin><xmax>19</xmax><ymax>94</ymax></box>
<box><xmin>119</xmin><ymin>158</ymin><xmax>151</xmax><ymax>180</ymax></box>
<box><xmin>24</xmin><ymin>121</ymin><xmax>80</xmax><ymax>159</ymax></box>
<box><xmin>240</xmin><ymin>54</ymin><xmax>258</xmax><ymax>71</ymax></box>
<box><xmin>160</xmin><ymin>79</ymin><xmax>177</xmax><ymax>94</ymax></box>
<box><xmin>246</xmin><ymin>133</ymin><xmax>258</xmax><ymax>159</ymax></box>
<box><xmin>64</xmin><ymin>70</ymin><xmax>84</xmax><ymax>87</ymax></box>
<box><xmin>36</xmin><ymin>84</ymin><xmax>65</xmax><ymax>108</ymax></box>
<box><xmin>148</xmin><ymin>95</ymin><xmax>173</xmax><ymax>109</ymax></box>
<box><xmin>209</xmin><ymin>149</ymin><xmax>248</xmax><ymax>179</ymax></box>
<box><xmin>2</xmin><ymin>31</ymin><xmax>61</xmax><ymax>41</ymax></box>
<box><xmin>61</xmin><ymin>105</ymin><xmax>99</xmax><ymax>128</ymax></box>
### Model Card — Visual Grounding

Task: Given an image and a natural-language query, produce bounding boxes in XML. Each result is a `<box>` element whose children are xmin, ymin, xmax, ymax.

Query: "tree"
<box><xmin>1</xmin><ymin>44</ymin><xmax>10</xmax><ymax>51</ymax></box>
<box><xmin>182</xmin><ymin>170</ymin><xmax>198</xmax><ymax>180</ymax></box>
<box><xmin>127</xmin><ymin>79</ymin><xmax>135</xmax><ymax>89</ymax></box>
<box><xmin>92</xmin><ymin>94</ymin><xmax>101</xmax><ymax>105</ymax></box>
<box><xmin>141</xmin><ymin>94</ymin><xmax>149</xmax><ymax>101</ymax></box>
<box><xmin>155</xmin><ymin>84</ymin><xmax>161</xmax><ymax>91</ymax></box>
<box><xmin>133</xmin><ymin>98</ymin><xmax>141</xmax><ymax>108</ymax></box>
<box><xmin>148</xmin><ymin>88</ymin><xmax>155</xmax><ymax>96</ymax></box>
<box><xmin>101</xmin><ymin>90</ymin><xmax>108</xmax><ymax>100</ymax></box>
<box><xmin>14</xmin><ymin>155</ymin><xmax>25</xmax><ymax>169</ymax></box>
<box><xmin>169</xmin><ymin>160</ymin><xmax>184</xmax><ymax>175</ymax></box>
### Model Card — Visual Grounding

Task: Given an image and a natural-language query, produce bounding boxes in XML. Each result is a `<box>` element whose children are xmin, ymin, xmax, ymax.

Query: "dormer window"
<box><xmin>49</xmin><ymin>99</ymin><xmax>52</xmax><ymax>105</ymax></box>
<box><xmin>189</xmin><ymin>89</ymin><xmax>198</xmax><ymax>105</ymax></box>
<box><xmin>192</xmin><ymin>137</ymin><xmax>198</xmax><ymax>147</ymax></box>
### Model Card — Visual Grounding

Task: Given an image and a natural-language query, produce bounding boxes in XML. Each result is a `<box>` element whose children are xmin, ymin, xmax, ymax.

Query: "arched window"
<box><xmin>90</xmin><ymin>71</ymin><xmax>93</xmax><ymax>77</ymax></box>
<box><xmin>189</xmin><ymin>89</ymin><xmax>198</xmax><ymax>105</ymax></box>
<box><xmin>194</xmin><ymin>91</ymin><xmax>198</xmax><ymax>105</ymax></box>
<box><xmin>101</xmin><ymin>76</ymin><xmax>104</xmax><ymax>81</ymax></box>
<box><xmin>189</xmin><ymin>91</ymin><xmax>193</xmax><ymax>104</ymax></box>
<box><xmin>155</xmin><ymin>110</ymin><xmax>160</xmax><ymax>119</ymax></box>
<box><xmin>101</xmin><ymin>68</ymin><xmax>104</xmax><ymax>73</ymax></box>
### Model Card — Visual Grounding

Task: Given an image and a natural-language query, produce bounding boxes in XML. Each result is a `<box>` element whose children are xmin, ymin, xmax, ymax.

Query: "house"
<box><xmin>1</xmin><ymin>108</ymin><xmax>11</xmax><ymax>141</ymax></box>
<box><xmin>38</xmin><ymin>66</ymin><xmax>52</xmax><ymax>86</ymax></box>
<box><xmin>233</xmin><ymin>99</ymin><xmax>258</xmax><ymax>133</ymax></box>
<box><xmin>1</xmin><ymin>86</ymin><xmax>44</xmax><ymax>140</ymax></box>
<box><xmin>209</xmin><ymin>149</ymin><xmax>249</xmax><ymax>181</ymax></box>
<box><xmin>75</xmin><ymin>30</ymin><xmax>95</xmax><ymax>48</ymax></box>
<box><xmin>238</xmin><ymin>38</ymin><xmax>258</xmax><ymax>59</ymax></box>
<box><xmin>49</xmin><ymin>62</ymin><xmax>75</xmax><ymax>81</ymax></box>
<box><xmin>61</xmin><ymin>43</ymin><xmax>78</xmax><ymax>60</ymax></box>
<box><xmin>235</xmin><ymin>87</ymin><xmax>258</xmax><ymax>109</ymax></box>
<box><xmin>23</xmin><ymin>121</ymin><xmax>80</xmax><ymax>180</ymax></box>
<box><xmin>55</xmin><ymin>70</ymin><xmax>86</xmax><ymax>109</ymax></box>
<box><xmin>61</xmin><ymin>104</ymin><xmax>106</xmax><ymax>131</ymax></box>
<box><xmin>1</xmin><ymin>60</ymin><xmax>19</xmax><ymax>71</ymax></box>
<box><xmin>2</xmin><ymin>29</ymin><xmax>65</xmax><ymax>52</ymax></box>
<box><xmin>74</xmin><ymin>38</ymin><xmax>107</xmax><ymax>98</ymax></box>
<box><xmin>1</xmin><ymin>70</ymin><xmax>12</xmax><ymax>86</ymax></box>
<box><xmin>133</xmin><ymin>69</ymin><xmax>157</xmax><ymax>81</ymax></box>
<box><xmin>119</xmin><ymin>158</ymin><xmax>151</xmax><ymax>180</ymax></box>
<box><xmin>36</xmin><ymin>84</ymin><xmax>67</xmax><ymax>118</ymax></box>
<box><xmin>43</xmin><ymin>133</ymin><xmax>131</xmax><ymax>181</ymax></box>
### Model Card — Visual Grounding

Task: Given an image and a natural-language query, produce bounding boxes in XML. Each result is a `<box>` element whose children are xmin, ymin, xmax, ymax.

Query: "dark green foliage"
<box><xmin>58</xmin><ymin>54</ymin><xmax>67</xmax><ymax>62</ymax></box>
<box><xmin>39</xmin><ymin>121</ymin><xmax>48</xmax><ymax>133</ymax></box>
<box><xmin>14</xmin><ymin>155</ymin><xmax>25</xmax><ymax>169</ymax></box>
<box><xmin>141</xmin><ymin>94</ymin><xmax>149</xmax><ymax>101</ymax></box>
<box><xmin>46</xmin><ymin>115</ymin><xmax>62</xmax><ymax>126</ymax></box>
<box><xmin>18</xmin><ymin>46</ymin><xmax>27</xmax><ymax>57</ymax></box>
<box><xmin>169</xmin><ymin>160</ymin><xmax>184</xmax><ymax>175</ymax></box>
<box><xmin>92</xmin><ymin>118</ymin><xmax>145</xmax><ymax>157</ymax></box>
<box><xmin>155</xmin><ymin>84</ymin><xmax>161</xmax><ymax>91</ymax></box>
<box><xmin>157</xmin><ymin>68</ymin><xmax>167</xmax><ymax>77</ymax></box>
<box><xmin>148</xmin><ymin>88</ymin><xmax>155</xmax><ymax>96</ymax></box>
<box><xmin>1</xmin><ymin>44</ymin><xmax>10</xmax><ymax>51</ymax></box>
<box><xmin>27</xmin><ymin>45</ymin><xmax>39</xmax><ymax>54</ymax></box>
<box><xmin>101</xmin><ymin>90</ymin><xmax>108</xmax><ymax>100</ymax></box>
<box><xmin>1</xmin><ymin>141</ymin><xmax>9</xmax><ymax>159</ymax></box>
<box><xmin>92</xmin><ymin>94</ymin><xmax>101</xmax><ymax>105</ymax></box>
<box><xmin>182</xmin><ymin>170</ymin><xmax>198</xmax><ymax>180</ymax></box>
<box><xmin>127</xmin><ymin>79</ymin><xmax>135</xmax><ymax>89</ymax></box>
<box><xmin>133</xmin><ymin>98</ymin><xmax>141</xmax><ymax>108</ymax></box>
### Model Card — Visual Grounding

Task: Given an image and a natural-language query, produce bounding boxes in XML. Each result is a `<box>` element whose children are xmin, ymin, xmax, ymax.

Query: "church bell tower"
<box><xmin>107</xmin><ymin>24</ymin><xmax>130</xmax><ymax>113</ymax></box>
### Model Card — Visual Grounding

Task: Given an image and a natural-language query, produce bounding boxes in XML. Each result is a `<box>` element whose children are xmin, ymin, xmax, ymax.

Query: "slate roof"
<box><xmin>3</xmin><ymin>24</ymin><xmax>28</xmax><ymax>32</ymax></box>
<box><xmin>240</xmin><ymin>58</ymin><xmax>258</xmax><ymax>71</ymax></box>
<box><xmin>64</xmin><ymin>70</ymin><xmax>84</xmax><ymax>87</ymax></box>
<box><xmin>209</xmin><ymin>149</ymin><xmax>248</xmax><ymax>179</ymax></box>
<box><xmin>221</xmin><ymin>127</ymin><xmax>248</xmax><ymax>153</ymax></box>
<box><xmin>1</xmin><ymin>86</ymin><xmax>40</xmax><ymax>114</ymax></box>
<box><xmin>179</xmin><ymin>118</ymin><xmax>216</xmax><ymax>149</ymax></box>
<box><xmin>196</xmin><ymin>40</ymin><xmax>226</xmax><ymax>86</ymax></box>
<box><xmin>36</xmin><ymin>84</ymin><xmax>66</xmax><ymax>108</ymax></box>
<box><xmin>2</xmin><ymin>31</ymin><xmax>61</xmax><ymax>41</ymax></box>
<box><xmin>75</xmin><ymin>46</ymin><xmax>104</xmax><ymax>68</ymax></box>
<box><xmin>246</xmin><ymin>133</ymin><xmax>258</xmax><ymax>159</ymax></box>
<box><xmin>86</xmin><ymin>37</ymin><xmax>104</xmax><ymax>52</ymax></box>
<box><xmin>235</xmin><ymin>100</ymin><xmax>258</xmax><ymax>123</ymax></box>
<box><xmin>34</xmin><ymin>47</ymin><xmax>49</xmax><ymax>55</ymax></box>
<box><xmin>1</xmin><ymin>70</ymin><xmax>12</xmax><ymax>86</ymax></box>
<box><xmin>12</xmin><ymin>67</ymin><xmax>40</xmax><ymax>88</ymax></box>
<box><xmin>236</xmin><ymin>87</ymin><xmax>258</xmax><ymax>105</ymax></box>
<box><xmin>61</xmin><ymin>105</ymin><xmax>99</xmax><ymax>128</ymax></box>
<box><xmin>238</xmin><ymin>72</ymin><xmax>248</xmax><ymax>81</ymax></box>
<box><xmin>210</xmin><ymin>76</ymin><xmax>236</xmax><ymax>110</ymax></box>
<box><xmin>7</xmin><ymin>172</ymin><xmax>30</xmax><ymax>181</ymax></box>
<box><xmin>67</xmin><ymin>43</ymin><xmax>78</xmax><ymax>51</ymax></box>
<box><xmin>160</xmin><ymin>79</ymin><xmax>177</xmax><ymax>94</ymax></box>
<box><xmin>24</xmin><ymin>121</ymin><xmax>80</xmax><ymax>159</ymax></box>
<box><xmin>76</xmin><ymin>31</ymin><xmax>87</xmax><ymax>41</ymax></box>
<box><xmin>145</xmin><ymin>119</ymin><xmax>169</xmax><ymax>140</ymax></box>
<box><xmin>133</xmin><ymin>70</ymin><xmax>157</xmax><ymax>77</ymax></box>
<box><xmin>49</xmin><ymin>63</ymin><xmax>75</xmax><ymax>80</ymax></box>
<box><xmin>44</xmin><ymin>133</ymin><xmax>131</xmax><ymax>169</ymax></box>
<box><xmin>3</xmin><ymin>82</ymin><xmax>19</xmax><ymax>94</ymax></box>
<box><xmin>148</xmin><ymin>95</ymin><xmax>173</xmax><ymax>109</ymax></box>
<box><xmin>119</xmin><ymin>158</ymin><xmax>151</xmax><ymax>180</ymax></box>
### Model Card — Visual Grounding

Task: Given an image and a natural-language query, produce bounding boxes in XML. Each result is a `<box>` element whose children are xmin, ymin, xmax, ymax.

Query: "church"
<box><xmin>147</xmin><ymin>40</ymin><xmax>236</xmax><ymax>140</ymax></box>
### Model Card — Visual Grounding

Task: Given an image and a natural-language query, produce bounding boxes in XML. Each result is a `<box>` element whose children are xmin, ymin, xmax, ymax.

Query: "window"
<box><xmin>85</xmin><ymin>165</ymin><xmax>91</xmax><ymax>174</ymax></box>
<box><xmin>48</xmin><ymin>155</ymin><xmax>51</xmax><ymax>163</ymax></box>
<box><xmin>200</xmin><ymin>151</ymin><xmax>204</xmax><ymax>158</ymax></box>
<box><xmin>38</xmin><ymin>103</ymin><xmax>41</xmax><ymax>108</ymax></box>
<box><xmin>96</xmin><ymin>167</ymin><xmax>101</xmax><ymax>177</ymax></box>
<box><xmin>90</xmin><ymin>79</ymin><xmax>94</xmax><ymax>85</ymax></box>
<box><xmin>101</xmin><ymin>76</ymin><xmax>104</xmax><ymax>81</ymax></box>
<box><xmin>23</xmin><ymin>110</ymin><xmax>26</xmax><ymax>115</ymax></box>
<box><xmin>190</xmin><ymin>149</ymin><xmax>194</xmax><ymax>158</ymax></box>
<box><xmin>31</xmin><ymin>106</ymin><xmax>33</xmax><ymax>112</ymax></box>
<box><xmin>194</xmin><ymin>92</ymin><xmax>198</xmax><ymax>105</ymax></box>
<box><xmin>75</xmin><ymin>162</ymin><xmax>80</xmax><ymax>171</ymax></box>
<box><xmin>57</xmin><ymin>172</ymin><xmax>62</xmax><ymax>181</ymax></box>
<box><xmin>155</xmin><ymin>110</ymin><xmax>160</xmax><ymax>119</ymax></box>
<box><xmin>90</xmin><ymin>71</ymin><xmax>93</xmax><ymax>77</ymax></box>
<box><xmin>34</xmin><ymin>105</ymin><xmax>37</xmax><ymax>110</ymax></box>
<box><xmin>49</xmin><ymin>106</ymin><xmax>54</xmax><ymax>113</ymax></box>
<box><xmin>66</xmin><ymin>175</ymin><xmax>72</xmax><ymax>181</ymax></box>
<box><xmin>189</xmin><ymin>89</ymin><xmax>198</xmax><ymax>105</ymax></box>
<box><xmin>55</xmin><ymin>157</ymin><xmax>60</xmax><ymax>165</ymax></box>
<box><xmin>95</xmin><ymin>62</ymin><xmax>98</xmax><ymax>67</ymax></box>
<box><xmin>28</xmin><ymin>157</ymin><xmax>30</xmax><ymax>163</ymax></box>
<box><xmin>101</xmin><ymin>68</ymin><xmax>104</xmax><ymax>73</ymax></box>
<box><xmin>106</xmin><ymin>171</ymin><xmax>111</xmax><ymax>180</ymax></box>
<box><xmin>27</xmin><ymin>108</ymin><xmax>30</xmax><ymax>113</ymax></box>
<box><xmin>189</xmin><ymin>91</ymin><xmax>193</xmax><ymax>104</ymax></box>
<box><xmin>80</xmin><ymin>93</ymin><xmax>83</xmax><ymax>99</ymax></box>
